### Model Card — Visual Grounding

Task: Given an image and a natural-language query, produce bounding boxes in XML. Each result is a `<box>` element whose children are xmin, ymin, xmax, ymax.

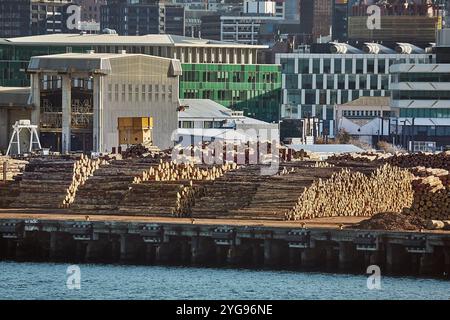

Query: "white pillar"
<box><xmin>61</xmin><ymin>75</ymin><xmax>71</xmax><ymax>154</ymax></box>
<box><xmin>30</xmin><ymin>73</ymin><xmax>41</xmax><ymax>128</ymax></box>
<box><xmin>93</xmin><ymin>76</ymin><xmax>103</xmax><ymax>153</ymax></box>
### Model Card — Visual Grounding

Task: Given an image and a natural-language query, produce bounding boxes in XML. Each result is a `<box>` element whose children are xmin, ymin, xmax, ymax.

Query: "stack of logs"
<box><xmin>287</xmin><ymin>164</ymin><xmax>414</xmax><ymax>220</ymax></box>
<box><xmin>69</xmin><ymin>159</ymin><xmax>153</xmax><ymax>212</ymax></box>
<box><xmin>0</xmin><ymin>157</ymin><xmax>28</xmax><ymax>181</ymax></box>
<box><xmin>403</xmin><ymin>167</ymin><xmax>450</xmax><ymax>220</ymax></box>
<box><xmin>383</xmin><ymin>152</ymin><xmax>450</xmax><ymax>170</ymax></box>
<box><xmin>119</xmin><ymin>161</ymin><xmax>238</xmax><ymax>216</ymax></box>
<box><xmin>62</xmin><ymin>155</ymin><xmax>105</xmax><ymax>207</ymax></box>
<box><xmin>10</xmin><ymin>156</ymin><xmax>102</xmax><ymax>209</ymax></box>
<box><xmin>0</xmin><ymin>181</ymin><xmax>20</xmax><ymax>207</ymax></box>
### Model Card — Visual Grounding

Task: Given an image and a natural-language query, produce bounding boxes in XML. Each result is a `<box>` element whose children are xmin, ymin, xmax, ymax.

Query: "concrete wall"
<box><xmin>100</xmin><ymin>55</ymin><xmax>180</xmax><ymax>152</ymax></box>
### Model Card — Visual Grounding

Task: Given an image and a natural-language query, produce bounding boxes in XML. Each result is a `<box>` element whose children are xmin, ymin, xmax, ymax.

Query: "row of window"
<box><xmin>179</xmin><ymin>121</ymin><xmax>224</xmax><ymax>129</ymax></box>
<box><xmin>182</xmin><ymin>71</ymin><xmax>278</xmax><ymax>83</ymax></box>
<box><xmin>280</xmin><ymin>56</ymin><xmax>433</xmax><ymax>75</ymax></box>
<box><xmin>286</xmin><ymin>89</ymin><xmax>388</xmax><ymax>105</ymax></box>
<box><xmin>342</xmin><ymin>110</ymin><xmax>383</xmax><ymax>118</ymax></box>
<box><xmin>107</xmin><ymin>83</ymin><xmax>173</xmax><ymax>103</ymax></box>
<box><xmin>393</xmin><ymin>90</ymin><xmax>450</xmax><ymax>100</ymax></box>
<box><xmin>399</xmin><ymin>108</ymin><xmax>450</xmax><ymax>118</ymax></box>
<box><xmin>394</xmin><ymin>73</ymin><xmax>450</xmax><ymax>83</ymax></box>
<box><xmin>285</xmin><ymin>74</ymin><xmax>390</xmax><ymax>90</ymax></box>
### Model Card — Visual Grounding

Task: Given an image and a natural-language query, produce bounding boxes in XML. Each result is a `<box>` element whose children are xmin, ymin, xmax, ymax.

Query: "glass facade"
<box><xmin>180</xmin><ymin>63</ymin><xmax>282</xmax><ymax>122</ymax></box>
<box><xmin>400</xmin><ymin>108</ymin><xmax>450</xmax><ymax>118</ymax></box>
<box><xmin>276</xmin><ymin>53</ymin><xmax>433</xmax><ymax>135</ymax></box>
<box><xmin>0</xmin><ymin>43</ymin><xmax>90</xmax><ymax>86</ymax></box>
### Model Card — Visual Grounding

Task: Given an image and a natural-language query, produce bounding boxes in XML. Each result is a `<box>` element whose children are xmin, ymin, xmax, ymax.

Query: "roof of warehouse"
<box><xmin>340</xmin><ymin>96</ymin><xmax>391</xmax><ymax>107</ymax></box>
<box><xmin>3</xmin><ymin>34</ymin><xmax>267</xmax><ymax>49</ymax></box>
<box><xmin>179</xmin><ymin>99</ymin><xmax>232</xmax><ymax>119</ymax></box>
<box><xmin>0</xmin><ymin>87</ymin><xmax>31</xmax><ymax>108</ymax></box>
<box><xmin>27</xmin><ymin>53</ymin><xmax>181</xmax><ymax>75</ymax></box>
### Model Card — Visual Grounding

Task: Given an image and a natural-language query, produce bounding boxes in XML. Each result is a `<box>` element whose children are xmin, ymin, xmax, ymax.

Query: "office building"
<box><xmin>276</xmin><ymin>42</ymin><xmax>434</xmax><ymax>137</ymax></box>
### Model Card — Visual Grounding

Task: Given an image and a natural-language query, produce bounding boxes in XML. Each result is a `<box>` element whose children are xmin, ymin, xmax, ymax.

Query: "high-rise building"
<box><xmin>0</xmin><ymin>0</ymin><xmax>75</xmax><ymax>37</ymax></box>
<box><xmin>348</xmin><ymin>0</ymin><xmax>444</xmax><ymax>46</ymax></box>
<box><xmin>100</xmin><ymin>0</ymin><xmax>185</xmax><ymax>36</ymax></box>
<box><xmin>299</xmin><ymin>0</ymin><xmax>333</xmax><ymax>44</ymax></box>
<box><xmin>332</xmin><ymin>0</ymin><xmax>348</xmax><ymax>42</ymax></box>
<box><xmin>74</xmin><ymin>0</ymin><xmax>105</xmax><ymax>22</ymax></box>
<box><xmin>0</xmin><ymin>0</ymin><xmax>32</xmax><ymax>37</ymax></box>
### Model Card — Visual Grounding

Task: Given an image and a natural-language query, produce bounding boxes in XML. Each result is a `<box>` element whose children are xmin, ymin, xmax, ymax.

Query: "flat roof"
<box><xmin>0</xmin><ymin>87</ymin><xmax>31</xmax><ymax>108</ymax></box>
<box><xmin>179</xmin><ymin>99</ymin><xmax>232</xmax><ymax>119</ymax></box>
<box><xmin>4</xmin><ymin>34</ymin><xmax>267</xmax><ymax>49</ymax></box>
<box><xmin>27</xmin><ymin>53</ymin><xmax>181</xmax><ymax>75</ymax></box>
<box><xmin>340</xmin><ymin>96</ymin><xmax>391</xmax><ymax>107</ymax></box>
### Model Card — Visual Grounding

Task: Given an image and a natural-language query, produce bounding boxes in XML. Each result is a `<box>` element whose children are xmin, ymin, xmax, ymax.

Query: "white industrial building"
<box><xmin>176</xmin><ymin>99</ymin><xmax>278</xmax><ymax>146</ymax></box>
<box><xmin>25</xmin><ymin>52</ymin><xmax>182</xmax><ymax>153</ymax></box>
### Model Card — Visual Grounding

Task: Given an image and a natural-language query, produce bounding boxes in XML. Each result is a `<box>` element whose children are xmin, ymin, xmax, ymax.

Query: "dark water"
<box><xmin>0</xmin><ymin>261</ymin><xmax>448</xmax><ymax>300</ymax></box>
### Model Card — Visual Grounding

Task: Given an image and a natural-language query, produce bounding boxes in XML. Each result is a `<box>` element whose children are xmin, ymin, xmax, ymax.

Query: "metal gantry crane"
<box><xmin>6</xmin><ymin>120</ymin><xmax>42</xmax><ymax>156</ymax></box>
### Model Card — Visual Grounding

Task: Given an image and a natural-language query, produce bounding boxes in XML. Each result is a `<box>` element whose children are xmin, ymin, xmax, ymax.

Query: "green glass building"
<box><xmin>0</xmin><ymin>35</ymin><xmax>281</xmax><ymax>122</ymax></box>
<box><xmin>180</xmin><ymin>64</ymin><xmax>281</xmax><ymax>122</ymax></box>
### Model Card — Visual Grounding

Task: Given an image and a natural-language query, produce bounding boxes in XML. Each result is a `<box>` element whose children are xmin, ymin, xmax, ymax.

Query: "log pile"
<box><xmin>383</xmin><ymin>152</ymin><xmax>450</xmax><ymax>170</ymax></box>
<box><xmin>287</xmin><ymin>164</ymin><xmax>414</xmax><ymax>220</ymax></box>
<box><xmin>122</xmin><ymin>144</ymin><xmax>168</xmax><ymax>160</ymax></box>
<box><xmin>70</xmin><ymin>159</ymin><xmax>153</xmax><ymax>212</ymax></box>
<box><xmin>118</xmin><ymin>162</ymin><xmax>237</xmax><ymax>216</ymax></box>
<box><xmin>403</xmin><ymin>167</ymin><xmax>450</xmax><ymax>220</ymax></box>
<box><xmin>190</xmin><ymin>164</ymin><xmax>346</xmax><ymax>220</ymax></box>
<box><xmin>0</xmin><ymin>157</ymin><xmax>28</xmax><ymax>181</ymax></box>
<box><xmin>0</xmin><ymin>181</ymin><xmax>20</xmax><ymax>208</ymax></box>
<box><xmin>10</xmin><ymin>156</ymin><xmax>101</xmax><ymax>209</ymax></box>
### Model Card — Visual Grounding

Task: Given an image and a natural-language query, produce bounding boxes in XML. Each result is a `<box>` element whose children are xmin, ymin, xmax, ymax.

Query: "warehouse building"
<box><xmin>25</xmin><ymin>52</ymin><xmax>182</xmax><ymax>153</ymax></box>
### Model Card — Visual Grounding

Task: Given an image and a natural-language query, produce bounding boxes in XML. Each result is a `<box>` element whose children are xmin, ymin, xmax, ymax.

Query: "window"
<box><xmin>128</xmin><ymin>84</ymin><xmax>133</xmax><ymax>101</ymax></box>
<box><xmin>115</xmin><ymin>84</ymin><xmax>119</xmax><ymax>101</ymax></box>
<box><xmin>122</xmin><ymin>84</ymin><xmax>126</xmax><ymax>102</ymax></box>
<box><xmin>148</xmin><ymin>84</ymin><xmax>152</xmax><ymax>101</ymax></box>
<box><xmin>142</xmin><ymin>84</ymin><xmax>146</xmax><ymax>101</ymax></box>
<box><xmin>135</xmin><ymin>85</ymin><xmax>139</xmax><ymax>102</ymax></box>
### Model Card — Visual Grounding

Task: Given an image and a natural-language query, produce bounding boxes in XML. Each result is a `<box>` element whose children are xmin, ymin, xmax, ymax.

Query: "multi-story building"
<box><xmin>0</xmin><ymin>33</ymin><xmax>281</xmax><ymax>123</ymax></box>
<box><xmin>0</xmin><ymin>0</ymin><xmax>76</xmax><ymax>37</ymax></box>
<box><xmin>348</xmin><ymin>0</ymin><xmax>444</xmax><ymax>46</ymax></box>
<box><xmin>74</xmin><ymin>0</ymin><xmax>105</xmax><ymax>22</ymax></box>
<box><xmin>200</xmin><ymin>14</ymin><xmax>221</xmax><ymax>41</ymax></box>
<box><xmin>390</xmin><ymin>63</ymin><xmax>450</xmax><ymax>149</ymax></box>
<box><xmin>299</xmin><ymin>0</ymin><xmax>333</xmax><ymax>43</ymax></box>
<box><xmin>332</xmin><ymin>0</ymin><xmax>349</xmax><ymax>42</ymax></box>
<box><xmin>0</xmin><ymin>0</ymin><xmax>32</xmax><ymax>38</ymax></box>
<box><xmin>276</xmin><ymin>43</ymin><xmax>434</xmax><ymax>137</ymax></box>
<box><xmin>220</xmin><ymin>15</ymin><xmax>282</xmax><ymax>45</ymax></box>
<box><xmin>100</xmin><ymin>0</ymin><xmax>185</xmax><ymax>36</ymax></box>
<box><xmin>180</xmin><ymin>63</ymin><xmax>281</xmax><ymax>122</ymax></box>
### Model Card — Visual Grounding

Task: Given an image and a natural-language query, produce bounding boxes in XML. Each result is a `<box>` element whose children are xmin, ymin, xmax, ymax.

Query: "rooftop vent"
<box><xmin>86</xmin><ymin>50</ymin><xmax>95</xmax><ymax>54</ymax></box>
<box><xmin>120</xmin><ymin>50</ymin><xmax>127</xmax><ymax>54</ymax></box>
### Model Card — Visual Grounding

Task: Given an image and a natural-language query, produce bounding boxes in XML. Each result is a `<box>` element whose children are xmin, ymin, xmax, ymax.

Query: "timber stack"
<box><xmin>287</xmin><ymin>164</ymin><xmax>414</xmax><ymax>220</ymax></box>
<box><xmin>70</xmin><ymin>159</ymin><xmax>154</xmax><ymax>212</ymax></box>
<box><xmin>0</xmin><ymin>157</ymin><xmax>28</xmax><ymax>181</ymax></box>
<box><xmin>118</xmin><ymin>162</ymin><xmax>237</xmax><ymax>216</ymax></box>
<box><xmin>9</xmin><ymin>156</ymin><xmax>101</xmax><ymax>209</ymax></box>
<box><xmin>403</xmin><ymin>167</ymin><xmax>450</xmax><ymax>220</ymax></box>
<box><xmin>0</xmin><ymin>181</ymin><xmax>20</xmax><ymax>207</ymax></box>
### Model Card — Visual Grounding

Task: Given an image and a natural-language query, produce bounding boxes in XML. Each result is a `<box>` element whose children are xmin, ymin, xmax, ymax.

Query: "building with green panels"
<box><xmin>180</xmin><ymin>64</ymin><xmax>281</xmax><ymax>122</ymax></box>
<box><xmin>0</xmin><ymin>40</ymin><xmax>90</xmax><ymax>87</ymax></box>
<box><xmin>0</xmin><ymin>35</ymin><xmax>281</xmax><ymax>122</ymax></box>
